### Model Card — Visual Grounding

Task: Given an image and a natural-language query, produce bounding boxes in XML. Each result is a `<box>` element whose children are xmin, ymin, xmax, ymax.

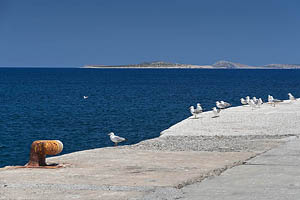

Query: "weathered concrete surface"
<box><xmin>0</xmin><ymin>149</ymin><xmax>254</xmax><ymax>200</ymax></box>
<box><xmin>127</xmin><ymin>135</ymin><xmax>289</xmax><ymax>153</ymax></box>
<box><xmin>179</xmin><ymin>137</ymin><xmax>300</xmax><ymax>200</ymax></box>
<box><xmin>161</xmin><ymin>100</ymin><xmax>300</xmax><ymax>136</ymax></box>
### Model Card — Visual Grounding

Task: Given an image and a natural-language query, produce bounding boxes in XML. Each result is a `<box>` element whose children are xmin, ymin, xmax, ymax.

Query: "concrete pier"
<box><xmin>1</xmin><ymin>99</ymin><xmax>300</xmax><ymax>199</ymax></box>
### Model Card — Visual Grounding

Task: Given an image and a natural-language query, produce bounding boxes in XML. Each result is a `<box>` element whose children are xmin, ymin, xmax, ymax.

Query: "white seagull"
<box><xmin>83</xmin><ymin>96</ymin><xmax>88</xmax><ymax>99</ymax></box>
<box><xmin>108</xmin><ymin>132</ymin><xmax>127</xmax><ymax>146</ymax></box>
<box><xmin>248</xmin><ymin>99</ymin><xmax>256</xmax><ymax>110</ymax></box>
<box><xmin>196</xmin><ymin>103</ymin><xmax>203</xmax><ymax>113</ymax></box>
<box><xmin>268</xmin><ymin>95</ymin><xmax>273</xmax><ymax>103</ymax></box>
<box><xmin>268</xmin><ymin>95</ymin><xmax>282</xmax><ymax>107</ymax></box>
<box><xmin>216</xmin><ymin>101</ymin><xmax>226</xmax><ymax>109</ymax></box>
<box><xmin>212</xmin><ymin>107</ymin><xmax>221</xmax><ymax>118</ymax></box>
<box><xmin>190</xmin><ymin>105</ymin><xmax>202</xmax><ymax>119</ymax></box>
<box><xmin>257</xmin><ymin>98</ymin><xmax>263</xmax><ymax>107</ymax></box>
<box><xmin>220</xmin><ymin>101</ymin><xmax>231</xmax><ymax>108</ymax></box>
<box><xmin>245</xmin><ymin>96</ymin><xmax>250</xmax><ymax>104</ymax></box>
<box><xmin>240</xmin><ymin>98</ymin><xmax>248</xmax><ymax>105</ymax></box>
<box><xmin>252</xmin><ymin>97</ymin><xmax>258</xmax><ymax>104</ymax></box>
<box><xmin>288</xmin><ymin>93</ymin><xmax>296</xmax><ymax>101</ymax></box>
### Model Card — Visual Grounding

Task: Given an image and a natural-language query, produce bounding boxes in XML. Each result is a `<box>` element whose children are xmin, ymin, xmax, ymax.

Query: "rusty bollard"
<box><xmin>25</xmin><ymin>140</ymin><xmax>63</xmax><ymax>168</ymax></box>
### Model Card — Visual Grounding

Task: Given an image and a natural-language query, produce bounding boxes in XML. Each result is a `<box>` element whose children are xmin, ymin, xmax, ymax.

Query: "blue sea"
<box><xmin>0</xmin><ymin>68</ymin><xmax>300</xmax><ymax>167</ymax></box>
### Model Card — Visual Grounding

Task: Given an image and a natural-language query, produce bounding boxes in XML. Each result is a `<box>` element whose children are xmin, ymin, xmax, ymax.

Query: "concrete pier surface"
<box><xmin>178</xmin><ymin>137</ymin><xmax>300</xmax><ymax>200</ymax></box>
<box><xmin>1</xmin><ymin>99</ymin><xmax>300</xmax><ymax>200</ymax></box>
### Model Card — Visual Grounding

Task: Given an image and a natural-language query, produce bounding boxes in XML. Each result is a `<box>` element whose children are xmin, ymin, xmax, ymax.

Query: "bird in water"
<box><xmin>108</xmin><ymin>132</ymin><xmax>127</xmax><ymax>146</ymax></box>
<box><xmin>83</xmin><ymin>96</ymin><xmax>88</xmax><ymax>99</ymax></box>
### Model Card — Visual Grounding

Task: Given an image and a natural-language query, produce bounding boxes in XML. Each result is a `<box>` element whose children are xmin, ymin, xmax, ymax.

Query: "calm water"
<box><xmin>0</xmin><ymin>68</ymin><xmax>300</xmax><ymax>167</ymax></box>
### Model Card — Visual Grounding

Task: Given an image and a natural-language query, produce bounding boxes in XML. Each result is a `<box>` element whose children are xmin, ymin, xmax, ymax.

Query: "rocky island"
<box><xmin>83</xmin><ymin>60</ymin><xmax>300</xmax><ymax>69</ymax></box>
<box><xmin>83</xmin><ymin>61</ymin><xmax>213</xmax><ymax>69</ymax></box>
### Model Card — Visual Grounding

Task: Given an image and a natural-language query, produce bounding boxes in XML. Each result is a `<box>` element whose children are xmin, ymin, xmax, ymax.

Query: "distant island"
<box><xmin>83</xmin><ymin>61</ymin><xmax>300</xmax><ymax>69</ymax></box>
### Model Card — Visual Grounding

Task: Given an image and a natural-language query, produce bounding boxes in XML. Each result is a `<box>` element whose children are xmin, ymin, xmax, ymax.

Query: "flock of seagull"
<box><xmin>190</xmin><ymin>100</ymin><xmax>231</xmax><ymax>118</ymax></box>
<box><xmin>190</xmin><ymin>92</ymin><xmax>297</xmax><ymax>119</ymax></box>
<box><xmin>94</xmin><ymin>93</ymin><xmax>297</xmax><ymax>146</ymax></box>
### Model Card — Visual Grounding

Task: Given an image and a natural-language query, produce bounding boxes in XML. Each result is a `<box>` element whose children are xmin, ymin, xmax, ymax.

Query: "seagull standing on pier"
<box><xmin>240</xmin><ymin>98</ymin><xmax>248</xmax><ymax>105</ymax></box>
<box><xmin>216</xmin><ymin>101</ymin><xmax>225</xmax><ymax>109</ymax></box>
<box><xmin>268</xmin><ymin>95</ymin><xmax>274</xmax><ymax>103</ymax></box>
<box><xmin>196</xmin><ymin>103</ymin><xmax>203</xmax><ymax>113</ymax></box>
<box><xmin>257</xmin><ymin>98</ymin><xmax>263</xmax><ymax>107</ymax></box>
<box><xmin>212</xmin><ymin>107</ymin><xmax>221</xmax><ymax>117</ymax></box>
<box><xmin>268</xmin><ymin>95</ymin><xmax>283</xmax><ymax>107</ymax></box>
<box><xmin>220</xmin><ymin>101</ymin><xmax>231</xmax><ymax>108</ymax></box>
<box><xmin>252</xmin><ymin>97</ymin><xmax>258</xmax><ymax>104</ymax></box>
<box><xmin>108</xmin><ymin>132</ymin><xmax>127</xmax><ymax>146</ymax></box>
<box><xmin>249</xmin><ymin>99</ymin><xmax>256</xmax><ymax>110</ymax></box>
<box><xmin>288</xmin><ymin>93</ymin><xmax>296</xmax><ymax>101</ymax></box>
<box><xmin>190</xmin><ymin>104</ymin><xmax>202</xmax><ymax>119</ymax></box>
<box><xmin>246</xmin><ymin>96</ymin><xmax>250</xmax><ymax>104</ymax></box>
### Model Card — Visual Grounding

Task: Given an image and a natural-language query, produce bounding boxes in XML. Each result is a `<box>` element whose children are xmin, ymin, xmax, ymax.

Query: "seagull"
<box><xmin>268</xmin><ymin>95</ymin><xmax>274</xmax><ymax>105</ymax></box>
<box><xmin>252</xmin><ymin>97</ymin><xmax>258</xmax><ymax>104</ymax></box>
<box><xmin>288</xmin><ymin>93</ymin><xmax>296</xmax><ymax>101</ymax></box>
<box><xmin>240</xmin><ymin>98</ymin><xmax>248</xmax><ymax>105</ymax></box>
<box><xmin>190</xmin><ymin>105</ymin><xmax>202</xmax><ymax>119</ymax></box>
<box><xmin>257</xmin><ymin>98</ymin><xmax>263</xmax><ymax>107</ymax></box>
<box><xmin>196</xmin><ymin>103</ymin><xmax>203</xmax><ymax>113</ymax></box>
<box><xmin>83</xmin><ymin>96</ymin><xmax>88</xmax><ymax>99</ymax></box>
<box><xmin>248</xmin><ymin>99</ymin><xmax>256</xmax><ymax>110</ymax></box>
<box><xmin>245</xmin><ymin>96</ymin><xmax>250</xmax><ymax>104</ymax></box>
<box><xmin>268</xmin><ymin>95</ymin><xmax>282</xmax><ymax>107</ymax></box>
<box><xmin>220</xmin><ymin>101</ymin><xmax>231</xmax><ymax>108</ymax></box>
<box><xmin>216</xmin><ymin>101</ymin><xmax>226</xmax><ymax>109</ymax></box>
<box><xmin>108</xmin><ymin>132</ymin><xmax>127</xmax><ymax>146</ymax></box>
<box><xmin>268</xmin><ymin>95</ymin><xmax>273</xmax><ymax>102</ymax></box>
<box><xmin>212</xmin><ymin>107</ymin><xmax>221</xmax><ymax>118</ymax></box>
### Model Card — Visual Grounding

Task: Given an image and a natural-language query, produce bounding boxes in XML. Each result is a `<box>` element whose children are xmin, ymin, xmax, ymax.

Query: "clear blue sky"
<box><xmin>0</xmin><ymin>0</ymin><xmax>299</xmax><ymax>67</ymax></box>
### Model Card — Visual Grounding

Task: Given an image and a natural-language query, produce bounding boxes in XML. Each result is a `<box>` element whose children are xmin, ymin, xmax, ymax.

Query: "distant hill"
<box><xmin>212</xmin><ymin>61</ymin><xmax>259</xmax><ymax>69</ymax></box>
<box><xmin>83</xmin><ymin>61</ymin><xmax>300</xmax><ymax>69</ymax></box>
<box><xmin>83</xmin><ymin>61</ymin><xmax>213</xmax><ymax>69</ymax></box>
<box><xmin>213</xmin><ymin>61</ymin><xmax>300</xmax><ymax>69</ymax></box>
<box><xmin>263</xmin><ymin>64</ymin><xmax>300</xmax><ymax>69</ymax></box>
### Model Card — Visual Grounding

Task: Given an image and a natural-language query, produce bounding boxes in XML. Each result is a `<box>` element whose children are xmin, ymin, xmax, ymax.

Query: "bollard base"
<box><xmin>4</xmin><ymin>163</ymin><xmax>65</xmax><ymax>170</ymax></box>
<box><xmin>24</xmin><ymin>163</ymin><xmax>64</xmax><ymax>169</ymax></box>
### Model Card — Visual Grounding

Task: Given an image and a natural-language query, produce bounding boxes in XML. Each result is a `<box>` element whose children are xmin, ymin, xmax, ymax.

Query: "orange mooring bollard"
<box><xmin>25</xmin><ymin>140</ymin><xmax>63</xmax><ymax>168</ymax></box>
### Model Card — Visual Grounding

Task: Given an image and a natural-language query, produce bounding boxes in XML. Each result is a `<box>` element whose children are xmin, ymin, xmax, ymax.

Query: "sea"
<box><xmin>0</xmin><ymin>68</ymin><xmax>300</xmax><ymax>167</ymax></box>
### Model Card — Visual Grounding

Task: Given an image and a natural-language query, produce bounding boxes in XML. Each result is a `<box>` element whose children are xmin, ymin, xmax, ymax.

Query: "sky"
<box><xmin>0</xmin><ymin>0</ymin><xmax>299</xmax><ymax>67</ymax></box>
